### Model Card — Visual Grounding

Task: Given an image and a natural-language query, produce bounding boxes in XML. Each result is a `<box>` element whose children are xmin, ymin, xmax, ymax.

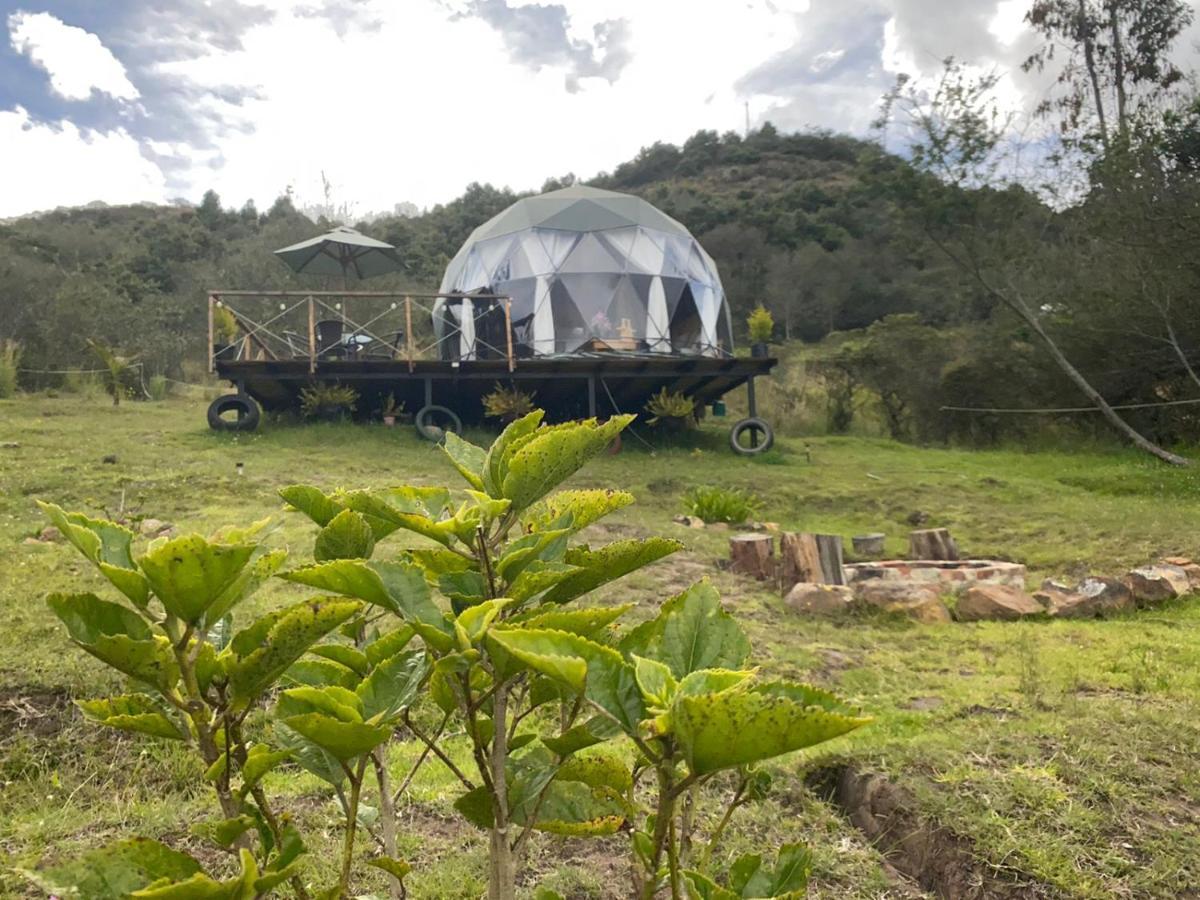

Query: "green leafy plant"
<box><xmin>27</xmin><ymin>504</ymin><xmax>345</xmax><ymax>898</ymax></box>
<box><xmin>87</xmin><ymin>338</ymin><xmax>142</xmax><ymax>406</ymax></box>
<box><xmin>0</xmin><ymin>339</ymin><xmax>20</xmax><ymax>398</ymax></box>
<box><xmin>147</xmin><ymin>373</ymin><xmax>169</xmax><ymax>401</ymax></box>
<box><xmin>377</xmin><ymin>392</ymin><xmax>404</xmax><ymax>419</ymax></box>
<box><xmin>279</xmin><ymin>410</ymin><xmax>869</xmax><ymax>899</ymax></box>
<box><xmin>482</xmin><ymin>384</ymin><xmax>536</xmax><ymax>422</ymax></box>
<box><xmin>300</xmin><ymin>383</ymin><xmax>359</xmax><ymax>420</ymax></box>
<box><xmin>646</xmin><ymin>388</ymin><xmax>696</xmax><ymax>429</ymax></box>
<box><xmin>747</xmin><ymin>306</ymin><xmax>774</xmax><ymax>344</ymax></box>
<box><xmin>214</xmin><ymin>304</ymin><xmax>240</xmax><ymax>344</ymax></box>
<box><xmin>683</xmin><ymin>485</ymin><xmax>761</xmax><ymax>524</ymax></box>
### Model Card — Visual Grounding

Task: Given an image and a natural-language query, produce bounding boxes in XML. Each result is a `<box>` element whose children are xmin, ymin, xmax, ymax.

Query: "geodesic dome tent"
<box><xmin>434</xmin><ymin>185</ymin><xmax>733</xmax><ymax>360</ymax></box>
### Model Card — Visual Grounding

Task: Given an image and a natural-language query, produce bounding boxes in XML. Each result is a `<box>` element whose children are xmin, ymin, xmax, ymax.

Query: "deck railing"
<box><xmin>207</xmin><ymin>291</ymin><xmax>514</xmax><ymax>375</ymax></box>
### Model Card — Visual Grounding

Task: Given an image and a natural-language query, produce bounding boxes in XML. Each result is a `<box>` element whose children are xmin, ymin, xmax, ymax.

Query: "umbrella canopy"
<box><xmin>274</xmin><ymin>225</ymin><xmax>402</xmax><ymax>280</ymax></box>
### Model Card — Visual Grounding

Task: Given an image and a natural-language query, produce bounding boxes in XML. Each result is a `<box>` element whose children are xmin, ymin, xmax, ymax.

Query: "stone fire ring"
<box><xmin>845</xmin><ymin>559</ymin><xmax>1027</xmax><ymax>592</ymax></box>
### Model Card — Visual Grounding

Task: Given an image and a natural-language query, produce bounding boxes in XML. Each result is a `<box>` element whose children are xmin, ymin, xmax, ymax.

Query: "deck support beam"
<box><xmin>587</xmin><ymin>376</ymin><xmax>597</xmax><ymax>418</ymax></box>
<box><xmin>747</xmin><ymin>376</ymin><xmax>758</xmax><ymax>418</ymax></box>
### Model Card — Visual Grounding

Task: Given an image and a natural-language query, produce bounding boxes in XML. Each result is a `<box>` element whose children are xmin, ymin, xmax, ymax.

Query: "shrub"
<box><xmin>377</xmin><ymin>391</ymin><xmax>404</xmax><ymax>418</ymax></box>
<box><xmin>299</xmin><ymin>382</ymin><xmax>358</xmax><ymax>419</ymax></box>
<box><xmin>482</xmin><ymin>383</ymin><xmax>536</xmax><ymax>421</ymax></box>
<box><xmin>0</xmin><ymin>340</ymin><xmax>20</xmax><ymax>398</ymax></box>
<box><xmin>213</xmin><ymin>304</ymin><xmax>239</xmax><ymax>344</ymax></box>
<box><xmin>645</xmin><ymin>387</ymin><xmax>695</xmax><ymax>428</ymax></box>
<box><xmin>747</xmin><ymin>306</ymin><xmax>774</xmax><ymax>343</ymax></box>
<box><xmin>683</xmin><ymin>484</ymin><xmax>761</xmax><ymax>524</ymax></box>
<box><xmin>147</xmin><ymin>374</ymin><xmax>169</xmax><ymax>401</ymax></box>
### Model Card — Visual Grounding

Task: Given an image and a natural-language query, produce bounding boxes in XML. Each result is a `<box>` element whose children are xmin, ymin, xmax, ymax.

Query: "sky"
<box><xmin>0</xmin><ymin>0</ymin><xmax>1195</xmax><ymax>219</ymax></box>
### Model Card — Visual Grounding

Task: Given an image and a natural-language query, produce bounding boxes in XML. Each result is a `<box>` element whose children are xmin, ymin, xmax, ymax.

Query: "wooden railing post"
<box><xmin>405</xmin><ymin>296</ymin><xmax>415</xmax><ymax>373</ymax></box>
<box><xmin>307</xmin><ymin>295</ymin><xmax>316</xmax><ymax>374</ymax></box>
<box><xmin>207</xmin><ymin>293</ymin><xmax>215</xmax><ymax>374</ymax></box>
<box><xmin>504</xmin><ymin>298</ymin><xmax>514</xmax><ymax>373</ymax></box>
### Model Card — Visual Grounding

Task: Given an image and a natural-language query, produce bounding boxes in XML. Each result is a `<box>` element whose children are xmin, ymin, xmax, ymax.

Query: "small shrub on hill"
<box><xmin>683</xmin><ymin>484</ymin><xmax>761</xmax><ymax>524</ymax></box>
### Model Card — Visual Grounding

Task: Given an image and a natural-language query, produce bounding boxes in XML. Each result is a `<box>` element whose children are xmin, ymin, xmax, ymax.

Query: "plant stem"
<box><xmin>339</xmin><ymin>758</ymin><xmax>368</xmax><ymax>899</ymax></box>
<box><xmin>372</xmin><ymin>746</ymin><xmax>403</xmax><ymax>900</ymax></box>
<box><xmin>699</xmin><ymin>778</ymin><xmax>747</xmax><ymax>874</ymax></box>
<box><xmin>641</xmin><ymin>767</ymin><xmax>677</xmax><ymax>900</ymax></box>
<box><xmin>392</xmin><ymin>710</ymin><xmax>453</xmax><ymax>804</ymax></box>
<box><xmin>402</xmin><ymin>710</ymin><xmax>475</xmax><ymax>790</ymax></box>
<box><xmin>487</xmin><ymin>679</ymin><xmax>515</xmax><ymax>900</ymax></box>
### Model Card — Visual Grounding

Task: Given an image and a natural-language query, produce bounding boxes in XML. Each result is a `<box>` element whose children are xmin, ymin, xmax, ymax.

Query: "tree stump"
<box><xmin>908</xmin><ymin>528</ymin><xmax>959</xmax><ymax>561</ymax></box>
<box><xmin>779</xmin><ymin>532</ymin><xmax>845</xmax><ymax>590</ymax></box>
<box><xmin>729</xmin><ymin>534</ymin><xmax>775</xmax><ymax>581</ymax></box>
<box><xmin>851</xmin><ymin>533</ymin><xmax>886</xmax><ymax>557</ymax></box>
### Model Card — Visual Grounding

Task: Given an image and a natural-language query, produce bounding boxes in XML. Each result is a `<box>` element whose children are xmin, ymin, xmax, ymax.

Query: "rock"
<box><xmin>0</xmin><ymin>441</ymin><xmax>19</xmax><ymax>449</ymax></box>
<box><xmin>139</xmin><ymin>518</ymin><xmax>172</xmax><ymax>537</ymax></box>
<box><xmin>1036</xmin><ymin>576</ymin><xmax>1133</xmax><ymax>618</ymax></box>
<box><xmin>709</xmin><ymin>522</ymin><xmax>730</xmax><ymax>531</ymax></box>
<box><xmin>22</xmin><ymin>537</ymin><xmax>42</xmax><ymax>545</ymax></box>
<box><xmin>1163</xmin><ymin>556</ymin><xmax>1193</xmax><ymax>566</ymax></box>
<box><xmin>36</xmin><ymin>526</ymin><xmax>63</xmax><ymax>543</ymax></box>
<box><xmin>102</xmin><ymin>454</ymin><xmax>118</xmax><ymax>464</ymax></box>
<box><xmin>1126</xmin><ymin>564</ymin><xmax>1190</xmax><ymax>605</ymax></box>
<box><xmin>851</xmin><ymin>533</ymin><xmax>886</xmax><ymax>557</ymax></box>
<box><xmin>954</xmin><ymin>583</ymin><xmax>1043</xmax><ymax>621</ymax></box>
<box><xmin>905</xmin><ymin>510</ymin><xmax>929</xmax><ymax>526</ymax></box>
<box><xmin>672</xmin><ymin>515</ymin><xmax>706</xmax><ymax>529</ymax></box>
<box><xmin>1182</xmin><ymin>564</ymin><xmax>1200</xmax><ymax>591</ymax></box>
<box><xmin>907</xmin><ymin>696</ymin><xmax>943</xmax><ymax>711</ymax></box>
<box><xmin>853</xmin><ymin>581</ymin><xmax>951</xmax><ymax>623</ymax></box>
<box><xmin>784</xmin><ymin>583</ymin><xmax>853</xmax><ymax>616</ymax></box>
<box><xmin>761</xmin><ymin>522</ymin><xmax>780</xmax><ymax>532</ymax></box>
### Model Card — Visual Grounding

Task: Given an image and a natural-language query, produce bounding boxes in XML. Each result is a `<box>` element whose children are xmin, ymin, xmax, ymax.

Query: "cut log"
<box><xmin>780</xmin><ymin>532</ymin><xmax>845</xmax><ymax>590</ymax></box>
<box><xmin>851</xmin><ymin>533</ymin><xmax>886</xmax><ymax>557</ymax></box>
<box><xmin>908</xmin><ymin>528</ymin><xmax>958</xmax><ymax>561</ymax></box>
<box><xmin>729</xmin><ymin>533</ymin><xmax>775</xmax><ymax>581</ymax></box>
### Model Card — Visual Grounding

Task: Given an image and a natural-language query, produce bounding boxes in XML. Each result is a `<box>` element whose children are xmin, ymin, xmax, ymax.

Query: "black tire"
<box><xmin>729</xmin><ymin>417</ymin><xmax>774</xmax><ymax>456</ymax></box>
<box><xmin>415</xmin><ymin>404</ymin><xmax>462</xmax><ymax>442</ymax></box>
<box><xmin>207</xmin><ymin>393</ymin><xmax>261</xmax><ymax>432</ymax></box>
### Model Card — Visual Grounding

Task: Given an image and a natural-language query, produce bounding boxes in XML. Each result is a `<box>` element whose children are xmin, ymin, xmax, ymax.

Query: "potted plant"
<box><xmin>747</xmin><ymin>305</ymin><xmax>774</xmax><ymax>358</ymax></box>
<box><xmin>378</xmin><ymin>392</ymin><xmax>403</xmax><ymax>427</ymax></box>
<box><xmin>482</xmin><ymin>383</ymin><xmax>536</xmax><ymax>424</ymax></box>
<box><xmin>212</xmin><ymin>304</ymin><xmax>239</xmax><ymax>359</ymax></box>
<box><xmin>299</xmin><ymin>383</ymin><xmax>358</xmax><ymax>422</ymax></box>
<box><xmin>645</xmin><ymin>387</ymin><xmax>696</xmax><ymax>432</ymax></box>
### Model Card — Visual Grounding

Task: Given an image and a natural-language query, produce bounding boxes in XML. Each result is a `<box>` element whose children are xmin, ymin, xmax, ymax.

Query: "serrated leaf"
<box><xmin>683</xmin><ymin>871</ymin><xmax>739</xmax><ymax>900</ymax></box>
<box><xmin>280</xmin><ymin>560</ymin><xmax>451</xmax><ymax>638</ymax></box>
<box><xmin>513</xmin><ymin>604</ymin><xmax>633</xmax><ymax>640</ymax></box>
<box><xmin>279</xmin><ymin>484</ymin><xmax>345</xmax><ymax>528</ymax></box>
<box><xmin>342</xmin><ymin>489</ymin><xmax>457</xmax><ymax>547</ymax></box>
<box><xmin>364</xmin><ymin>625</ymin><xmax>415</xmax><ymax>665</ymax></box>
<box><xmin>541</xmin><ymin>714</ymin><xmax>622</xmax><ymax>757</ymax></box>
<box><xmin>314</xmin><ymin>509</ymin><xmax>376</xmax><ymax>562</ymax></box>
<box><xmin>500</xmin><ymin>415</ymin><xmax>634</xmax><ymax>511</ymax></box>
<box><xmin>274</xmin><ymin>721</ymin><xmax>345</xmax><ymax>787</ymax></box>
<box><xmin>281</xmin><ymin>712</ymin><xmax>390</xmax><ymax>760</ymax></box>
<box><xmin>240</xmin><ymin>743</ymin><xmax>292</xmax><ymax>790</ymax></box>
<box><xmin>131</xmin><ymin>847</ymin><xmax>257</xmax><ymax>898</ymax></box>
<box><xmin>225</xmin><ymin>598</ymin><xmax>361</xmax><ymax>709</ymax></box>
<box><xmin>77</xmin><ymin>695</ymin><xmax>185</xmax><ymax>740</ymax></box>
<box><xmin>137</xmin><ymin>534</ymin><xmax>255</xmax><ymax>625</ymax></box>
<box><xmin>483</xmin><ymin>409</ymin><xmax>544</xmax><ymax>495</ymax></box>
<box><xmin>206</xmin><ymin>548</ymin><xmax>287</xmax><ymax>627</ymax></box>
<box><xmin>455</xmin><ymin>598</ymin><xmax>513</xmax><ymax>649</ymax></box>
<box><xmin>47</xmin><ymin>593</ymin><xmax>178</xmax><ymax>692</ymax></box>
<box><xmin>409</xmin><ymin>547</ymin><xmax>471</xmax><ymax>578</ymax></box>
<box><xmin>520</xmin><ymin>489</ymin><xmax>635</xmax><ymax>534</ymax></box>
<box><xmin>620</xmin><ymin>581</ymin><xmax>750</xmax><ymax>679</ymax></box>
<box><xmin>190</xmin><ymin>815</ymin><xmax>255</xmax><ymax>850</ymax></box>
<box><xmin>507</xmin><ymin>560</ymin><xmax>581</xmax><ymax>603</ymax></box>
<box><xmin>488</xmin><ymin>628</ymin><xmax>644</xmax><ymax>733</ymax></box>
<box><xmin>496</xmin><ymin>528</ymin><xmax>571</xmax><ymax>582</ymax></box>
<box><xmin>670</xmin><ymin>681</ymin><xmax>869</xmax><ymax>775</ymax></box>
<box><xmin>284</xmin><ymin>658</ymin><xmax>359</xmax><ymax>690</ymax></box>
<box><xmin>442</xmin><ymin>432</ymin><xmax>488</xmax><ymax>490</ymax></box>
<box><xmin>310</xmin><ymin>644</ymin><xmax>370</xmax><ymax>676</ymax></box>
<box><xmin>16</xmin><ymin>837</ymin><xmax>202</xmax><ymax>899</ymax></box>
<box><xmin>541</xmin><ymin>537</ymin><xmax>682</xmax><ymax>605</ymax></box>
<box><xmin>367</xmin><ymin>856</ymin><xmax>412</xmax><ymax>881</ymax></box>
<box><xmin>356</xmin><ymin>650</ymin><xmax>429</xmax><ymax>722</ymax></box>
<box><xmin>632</xmin><ymin>655</ymin><xmax>677</xmax><ymax>711</ymax></box>
<box><xmin>38</xmin><ymin>501</ymin><xmax>150</xmax><ymax>608</ymax></box>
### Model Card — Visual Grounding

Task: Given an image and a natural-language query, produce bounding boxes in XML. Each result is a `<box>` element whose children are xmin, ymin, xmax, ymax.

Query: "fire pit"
<box><xmin>844</xmin><ymin>559</ymin><xmax>1027</xmax><ymax>592</ymax></box>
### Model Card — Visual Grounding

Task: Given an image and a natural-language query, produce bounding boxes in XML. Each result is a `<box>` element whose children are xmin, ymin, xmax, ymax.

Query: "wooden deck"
<box><xmin>216</xmin><ymin>353</ymin><xmax>776</xmax><ymax>423</ymax></box>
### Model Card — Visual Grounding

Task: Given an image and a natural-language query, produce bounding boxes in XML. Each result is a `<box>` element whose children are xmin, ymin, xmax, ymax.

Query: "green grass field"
<box><xmin>2</xmin><ymin>391</ymin><xmax>1200</xmax><ymax>898</ymax></box>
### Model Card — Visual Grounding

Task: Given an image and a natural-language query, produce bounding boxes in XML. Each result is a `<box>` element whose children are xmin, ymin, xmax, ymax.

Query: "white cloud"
<box><xmin>988</xmin><ymin>0</ymin><xmax>1029</xmax><ymax>47</ymax></box>
<box><xmin>8</xmin><ymin>11</ymin><xmax>139</xmax><ymax>101</ymax></box>
<box><xmin>0</xmin><ymin>108</ymin><xmax>166</xmax><ymax>216</ymax></box>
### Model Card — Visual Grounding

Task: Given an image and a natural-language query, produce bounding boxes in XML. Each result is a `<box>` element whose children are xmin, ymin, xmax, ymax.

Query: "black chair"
<box><xmin>315</xmin><ymin>320</ymin><xmax>345</xmax><ymax>358</ymax></box>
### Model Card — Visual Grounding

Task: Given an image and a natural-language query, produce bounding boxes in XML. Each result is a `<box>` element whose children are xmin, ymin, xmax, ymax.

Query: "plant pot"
<box><xmin>382</xmin><ymin>415</ymin><xmax>396</xmax><ymax>427</ymax></box>
<box><xmin>750</xmin><ymin>342</ymin><xmax>770</xmax><ymax>359</ymax></box>
<box><xmin>315</xmin><ymin>405</ymin><xmax>345</xmax><ymax>422</ymax></box>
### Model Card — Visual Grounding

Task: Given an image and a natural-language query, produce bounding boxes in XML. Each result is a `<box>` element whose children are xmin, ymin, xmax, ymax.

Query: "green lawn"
<box><xmin>2</xmin><ymin>391</ymin><xmax>1200</xmax><ymax>898</ymax></box>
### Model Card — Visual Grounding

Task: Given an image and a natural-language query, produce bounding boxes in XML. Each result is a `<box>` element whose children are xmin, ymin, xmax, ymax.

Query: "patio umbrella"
<box><xmin>274</xmin><ymin>225</ymin><xmax>402</xmax><ymax>285</ymax></box>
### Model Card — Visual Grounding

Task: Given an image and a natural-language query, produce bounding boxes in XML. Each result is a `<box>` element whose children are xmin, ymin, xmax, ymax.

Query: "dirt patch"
<box><xmin>0</xmin><ymin>687</ymin><xmax>75</xmax><ymax>740</ymax></box>
<box><xmin>813</xmin><ymin>766</ymin><xmax>1052</xmax><ymax>900</ymax></box>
